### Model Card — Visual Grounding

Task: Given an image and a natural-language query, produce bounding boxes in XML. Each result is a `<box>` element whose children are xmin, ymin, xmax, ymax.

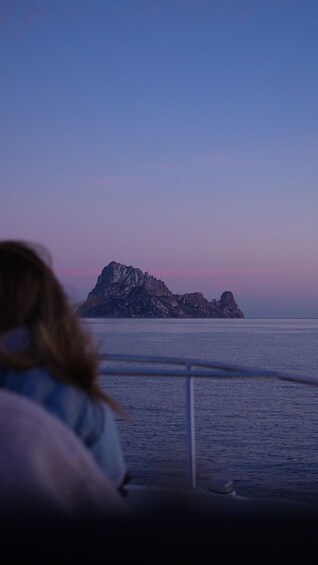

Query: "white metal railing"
<box><xmin>98</xmin><ymin>354</ymin><xmax>318</xmax><ymax>489</ymax></box>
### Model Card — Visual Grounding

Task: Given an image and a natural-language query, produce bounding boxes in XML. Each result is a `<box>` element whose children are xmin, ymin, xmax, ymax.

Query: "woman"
<box><xmin>0</xmin><ymin>240</ymin><xmax>128</xmax><ymax>491</ymax></box>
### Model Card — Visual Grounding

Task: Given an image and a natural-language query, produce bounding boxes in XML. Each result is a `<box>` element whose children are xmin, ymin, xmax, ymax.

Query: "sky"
<box><xmin>1</xmin><ymin>0</ymin><xmax>317</xmax><ymax>318</ymax></box>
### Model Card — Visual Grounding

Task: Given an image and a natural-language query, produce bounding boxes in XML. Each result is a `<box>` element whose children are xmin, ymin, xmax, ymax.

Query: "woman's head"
<box><xmin>0</xmin><ymin>241</ymin><xmax>117</xmax><ymax>408</ymax></box>
<box><xmin>0</xmin><ymin>240</ymin><xmax>66</xmax><ymax>334</ymax></box>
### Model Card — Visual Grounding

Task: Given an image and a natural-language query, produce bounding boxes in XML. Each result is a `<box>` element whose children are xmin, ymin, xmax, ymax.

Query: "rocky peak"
<box><xmin>220</xmin><ymin>291</ymin><xmax>236</xmax><ymax>306</ymax></box>
<box><xmin>98</xmin><ymin>261</ymin><xmax>143</xmax><ymax>285</ymax></box>
<box><xmin>90</xmin><ymin>261</ymin><xmax>172</xmax><ymax>300</ymax></box>
<box><xmin>216</xmin><ymin>291</ymin><xmax>244</xmax><ymax>318</ymax></box>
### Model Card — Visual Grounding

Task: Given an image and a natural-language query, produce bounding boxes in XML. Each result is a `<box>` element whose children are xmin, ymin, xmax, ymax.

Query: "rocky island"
<box><xmin>77</xmin><ymin>261</ymin><xmax>244</xmax><ymax>318</ymax></box>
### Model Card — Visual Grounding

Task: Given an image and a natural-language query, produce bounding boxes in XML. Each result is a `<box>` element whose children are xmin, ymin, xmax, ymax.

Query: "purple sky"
<box><xmin>1</xmin><ymin>0</ymin><xmax>317</xmax><ymax>318</ymax></box>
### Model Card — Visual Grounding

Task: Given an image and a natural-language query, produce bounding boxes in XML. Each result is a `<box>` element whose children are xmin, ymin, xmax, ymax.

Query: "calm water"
<box><xmin>84</xmin><ymin>319</ymin><xmax>318</xmax><ymax>505</ymax></box>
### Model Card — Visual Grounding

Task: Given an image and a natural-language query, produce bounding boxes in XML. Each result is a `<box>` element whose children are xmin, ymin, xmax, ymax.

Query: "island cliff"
<box><xmin>77</xmin><ymin>261</ymin><xmax>244</xmax><ymax>319</ymax></box>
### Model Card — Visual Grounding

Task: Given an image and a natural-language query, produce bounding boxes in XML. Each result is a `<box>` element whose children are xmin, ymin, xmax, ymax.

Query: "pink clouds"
<box><xmin>153</xmin><ymin>266</ymin><xmax>294</xmax><ymax>279</ymax></box>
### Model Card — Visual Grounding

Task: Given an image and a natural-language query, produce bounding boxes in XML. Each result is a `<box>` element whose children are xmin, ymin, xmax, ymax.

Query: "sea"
<box><xmin>84</xmin><ymin>318</ymin><xmax>318</xmax><ymax>506</ymax></box>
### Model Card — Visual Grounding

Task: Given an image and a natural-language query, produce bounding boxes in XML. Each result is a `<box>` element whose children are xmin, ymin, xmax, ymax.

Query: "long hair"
<box><xmin>0</xmin><ymin>240</ymin><xmax>119</xmax><ymax>411</ymax></box>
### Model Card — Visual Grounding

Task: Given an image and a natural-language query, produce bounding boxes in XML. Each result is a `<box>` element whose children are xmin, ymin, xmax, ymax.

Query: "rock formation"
<box><xmin>77</xmin><ymin>261</ymin><xmax>245</xmax><ymax>319</ymax></box>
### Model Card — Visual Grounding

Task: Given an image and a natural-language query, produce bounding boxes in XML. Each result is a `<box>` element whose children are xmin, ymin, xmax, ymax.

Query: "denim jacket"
<box><xmin>0</xmin><ymin>328</ymin><xmax>127</xmax><ymax>490</ymax></box>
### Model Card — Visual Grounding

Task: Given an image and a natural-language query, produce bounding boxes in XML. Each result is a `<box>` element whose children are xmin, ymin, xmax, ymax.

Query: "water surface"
<box><xmin>84</xmin><ymin>319</ymin><xmax>318</xmax><ymax>505</ymax></box>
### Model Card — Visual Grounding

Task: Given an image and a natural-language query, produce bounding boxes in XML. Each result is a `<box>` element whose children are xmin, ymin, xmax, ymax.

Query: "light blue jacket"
<box><xmin>0</xmin><ymin>329</ymin><xmax>127</xmax><ymax>490</ymax></box>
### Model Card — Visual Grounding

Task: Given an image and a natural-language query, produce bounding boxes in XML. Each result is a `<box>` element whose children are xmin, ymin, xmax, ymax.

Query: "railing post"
<box><xmin>186</xmin><ymin>365</ymin><xmax>196</xmax><ymax>489</ymax></box>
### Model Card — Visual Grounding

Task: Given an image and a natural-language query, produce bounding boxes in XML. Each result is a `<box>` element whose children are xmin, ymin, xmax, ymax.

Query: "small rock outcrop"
<box><xmin>77</xmin><ymin>262</ymin><xmax>245</xmax><ymax>318</ymax></box>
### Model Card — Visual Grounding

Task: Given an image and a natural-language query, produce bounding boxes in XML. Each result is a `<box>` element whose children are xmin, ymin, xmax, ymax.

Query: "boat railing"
<box><xmin>98</xmin><ymin>354</ymin><xmax>318</xmax><ymax>489</ymax></box>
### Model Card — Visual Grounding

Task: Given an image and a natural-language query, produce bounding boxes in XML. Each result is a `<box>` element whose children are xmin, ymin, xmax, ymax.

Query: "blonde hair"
<box><xmin>0</xmin><ymin>240</ymin><xmax>119</xmax><ymax>411</ymax></box>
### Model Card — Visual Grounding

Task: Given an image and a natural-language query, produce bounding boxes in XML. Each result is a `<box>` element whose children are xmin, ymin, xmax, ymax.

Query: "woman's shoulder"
<box><xmin>1</xmin><ymin>364</ymin><xmax>75</xmax><ymax>401</ymax></box>
<box><xmin>0</xmin><ymin>364</ymin><xmax>59</xmax><ymax>398</ymax></box>
<box><xmin>0</xmin><ymin>365</ymin><xmax>105</xmax><ymax>442</ymax></box>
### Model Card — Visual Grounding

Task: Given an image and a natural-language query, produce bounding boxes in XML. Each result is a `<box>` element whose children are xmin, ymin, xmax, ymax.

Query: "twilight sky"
<box><xmin>1</xmin><ymin>0</ymin><xmax>317</xmax><ymax>318</ymax></box>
